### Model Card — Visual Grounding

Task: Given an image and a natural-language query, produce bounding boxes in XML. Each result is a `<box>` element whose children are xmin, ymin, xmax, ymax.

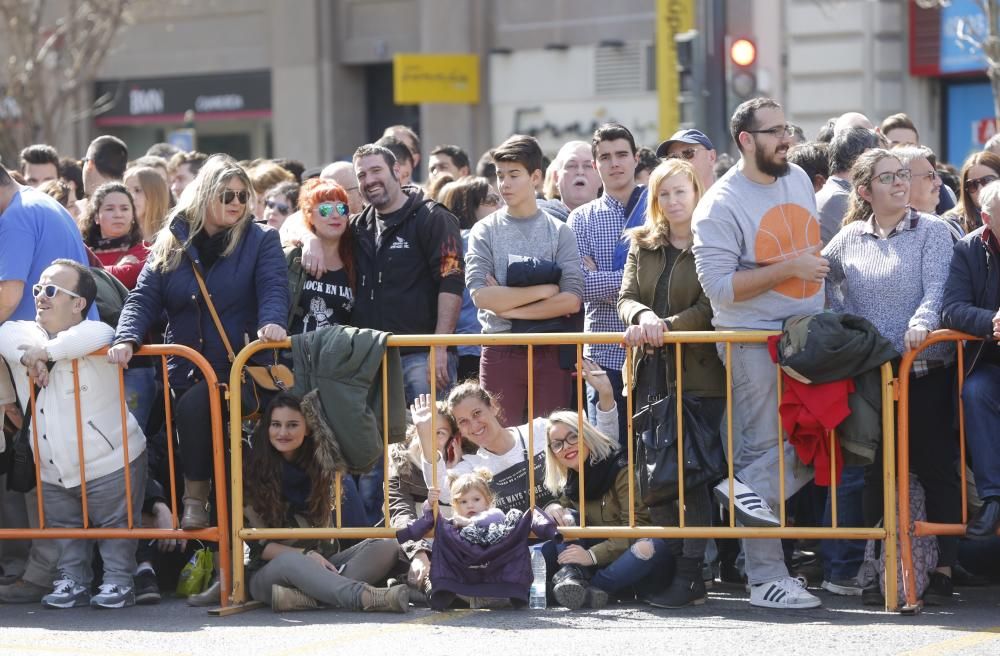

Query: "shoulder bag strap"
<box><xmin>190</xmin><ymin>263</ymin><xmax>236</xmax><ymax>363</ymax></box>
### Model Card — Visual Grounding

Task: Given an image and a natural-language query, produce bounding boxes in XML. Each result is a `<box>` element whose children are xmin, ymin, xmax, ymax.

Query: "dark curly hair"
<box><xmin>244</xmin><ymin>393</ymin><xmax>336</xmax><ymax>530</ymax></box>
<box><xmin>81</xmin><ymin>181</ymin><xmax>143</xmax><ymax>249</ymax></box>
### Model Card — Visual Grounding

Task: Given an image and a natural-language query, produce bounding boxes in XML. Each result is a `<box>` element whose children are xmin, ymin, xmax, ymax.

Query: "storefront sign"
<box><xmin>940</xmin><ymin>0</ymin><xmax>987</xmax><ymax>75</ymax></box>
<box><xmin>393</xmin><ymin>54</ymin><xmax>479</xmax><ymax>104</ymax></box>
<box><xmin>94</xmin><ymin>71</ymin><xmax>271</xmax><ymax>126</ymax></box>
<box><xmin>945</xmin><ymin>81</ymin><xmax>994</xmax><ymax>162</ymax></box>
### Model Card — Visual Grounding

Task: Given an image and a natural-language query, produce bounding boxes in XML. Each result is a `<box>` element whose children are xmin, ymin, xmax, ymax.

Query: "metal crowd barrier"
<box><xmin>0</xmin><ymin>344</ymin><xmax>231</xmax><ymax>609</ymax></box>
<box><xmin>896</xmin><ymin>329</ymin><xmax>987</xmax><ymax>614</ymax></box>
<box><xmin>228</xmin><ymin>331</ymin><xmax>899</xmax><ymax>612</ymax></box>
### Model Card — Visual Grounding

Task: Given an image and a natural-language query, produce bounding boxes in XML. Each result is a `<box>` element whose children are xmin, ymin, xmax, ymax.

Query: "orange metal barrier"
<box><xmin>228</xmin><ymin>331</ymin><xmax>900</xmax><ymax>612</ymax></box>
<box><xmin>896</xmin><ymin>329</ymin><xmax>987</xmax><ymax>614</ymax></box>
<box><xmin>0</xmin><ymin>344</ymin><xmax>231</xmax><ymax>608</ymax></box>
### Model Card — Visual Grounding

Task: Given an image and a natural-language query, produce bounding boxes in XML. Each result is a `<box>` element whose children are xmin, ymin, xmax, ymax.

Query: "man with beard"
<box><xmin>692</xmin><ymin>97</ymin><xmax>827</xmax><ymax>610</ymax></box>
<box><xmin>350</xmin><ymin>144</ymin><xmax>464</xmax><ymax>402</ymax></box>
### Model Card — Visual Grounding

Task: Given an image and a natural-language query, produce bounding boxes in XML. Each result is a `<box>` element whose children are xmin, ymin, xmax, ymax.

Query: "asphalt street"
<box><xmin>0</xmin><ymin>582</ymin><xmax>997</xmax><ymax>656</ymax></box>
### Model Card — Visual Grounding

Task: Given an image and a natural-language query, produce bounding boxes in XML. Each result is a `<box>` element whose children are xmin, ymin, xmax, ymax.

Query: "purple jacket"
<box><xmin>396</xmin><ymin>508</ymin><xmax>562</xmax><ymax>610</ymax></box>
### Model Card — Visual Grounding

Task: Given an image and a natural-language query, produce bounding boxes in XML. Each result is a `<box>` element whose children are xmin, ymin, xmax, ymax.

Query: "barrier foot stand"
<box><xmin>208</xmin><ymin>600</ymin><xmax>265</xmax><ymax>616</ymax></box>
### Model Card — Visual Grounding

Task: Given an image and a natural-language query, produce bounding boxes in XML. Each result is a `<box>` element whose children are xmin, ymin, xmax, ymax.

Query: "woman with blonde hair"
<box><xmin>109</xmin><ymin>154</ymin><xmax>290</xmax><ymax>537</ymax></box>
<box><xmin>616</xmin><ymin>158</ymin><xmax>727</xmax><ymax>608</ymax></box>
<box><xmin>124</xmin><ymin>165</ymin><xmax>172</xmax><ymax>240</ymax></box>
<box><xmin>541</xmin><ymin>372</ymin><xmax>670</xmax><ymax>610</ymax></box>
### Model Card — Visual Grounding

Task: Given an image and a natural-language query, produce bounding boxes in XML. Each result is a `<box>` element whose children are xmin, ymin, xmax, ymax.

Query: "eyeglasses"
<box><xmin>549</xmin><ymin>431</ymin><xmax>579</xmax><ymax>454</ymax></box>
<box><xmin>483</xmin><ymin>193</ymin><xmax>502</xmax><ymax>206</ymax></box>
<box><xmin>745</xmin><ymin>124</ymin><xmax>796</xmax><ymax>138</ymax></box>
<box><xmin>965</xmin><ymin>174</ymin><xmax>999</xmax><ymax>194</ymax></box>
<box><xmin>873</xmin><ymin>169</ymin><xmax>912</xmax><ymax>185</ymax></box>
<box><xmin>317</xmin><ymin>202</ymin><xmax>349</xmax><ymax>218</ymax></box>
<box><xmin>265</xmin><ymin>199</ymin><xmax>291</xmax><ymax>215</ymax></box>
<box><xmin>220</xmin><ymin>189</ymin><xmax>250</xmax><ymax>205</ymax></box>
<box><xmin>666</xmin><ymin>147</ymin><xmax>699</xmax><ymax>161</ymax></box>
<box><xmin>32</xmin><ymin>283</ymin><xmax>81</xmax><ymax>299</ymax></box>
<box><xmin>910</xmin><ymin>170</ymin><xmax>939</xmax><ymax>183</ymax></box>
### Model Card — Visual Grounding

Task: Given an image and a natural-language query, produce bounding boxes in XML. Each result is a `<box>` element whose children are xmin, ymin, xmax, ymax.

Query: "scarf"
<box><xmin>93</xmin><ymin>234</ymin><xmax>134</xmax><ymax>252</ymax></box>
<box><xmin>281</xmin><ymin>460</ymin><xmax>311</xmax><ymax>514</ymax></box>
<box><xmin>563</xmin><ymin>449</ymin><xmax>627</xmax><ymax>502</ymax></box>
<box><xmin>192</xmin><ymin>228</ymin><xmax>231</xmax><ymax>271</ymax></box>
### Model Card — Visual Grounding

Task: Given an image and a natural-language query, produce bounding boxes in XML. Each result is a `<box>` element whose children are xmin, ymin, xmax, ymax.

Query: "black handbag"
<box><xmin>631</xmin><ymin>349</ymin><xmax>726</xmax><ymax>506</ymax></box>
<box><xmin>6</xmin><ymin>394</ymin><xmax>38</xmax><ymax>493</ymax></box>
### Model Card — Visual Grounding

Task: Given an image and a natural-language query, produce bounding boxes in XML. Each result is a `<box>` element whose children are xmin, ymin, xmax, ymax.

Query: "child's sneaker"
<box><xmin>41</xmin><ymin>579</ymin><xmax>90</xmax><ymax>609</ymax></box>
<box><xmin>90</xmin><ymin>583</ymin><xmax>135</xmax><ymax>609</ymax></box>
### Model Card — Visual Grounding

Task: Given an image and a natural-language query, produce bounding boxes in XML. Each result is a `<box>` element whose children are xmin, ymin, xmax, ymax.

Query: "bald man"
<box><xmin>833</xmin><ymin>112</ymin><xmax>874</xmax><ymax>135</ymax></box>
<box><xmin>321</xmin><ymin>162</ymin><xmax>364</xmax><ymax>214</ymax></box>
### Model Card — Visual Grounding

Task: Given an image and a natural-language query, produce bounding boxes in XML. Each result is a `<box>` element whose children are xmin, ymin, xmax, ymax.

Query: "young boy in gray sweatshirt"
<box><xmin>465</xmin><ymin>135</ymin><xmax>583</xmax><ymax>423</ymax></box>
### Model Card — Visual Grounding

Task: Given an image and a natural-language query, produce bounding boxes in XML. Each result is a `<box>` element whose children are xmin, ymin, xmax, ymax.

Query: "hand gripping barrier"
<box><xmin>228</xmin><ymin>331</ymin><xmax>899</xmax><ymax>612</ymax></box>
<box><xmin>0</xmin><ymin>344</ymin><xmax>231</xmax><ymax>608</ymax></box>
<box><xmin>896</xmin><ymin>329</ymin><xmax>987</xmax><ymax>614</ymax></box>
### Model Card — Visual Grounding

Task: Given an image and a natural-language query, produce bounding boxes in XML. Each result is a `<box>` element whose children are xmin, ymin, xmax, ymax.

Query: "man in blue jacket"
<box><xmin>941</xmin><ymin>180</ymin><xmax>1000</xmax><ymax>539</ymax></box>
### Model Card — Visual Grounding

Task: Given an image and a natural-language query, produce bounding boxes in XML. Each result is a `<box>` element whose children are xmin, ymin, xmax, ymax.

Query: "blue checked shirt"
<box><xmin>567</xmin><ymin>194</ymin><xmax>628</xmax><ymax>371</ymax></box>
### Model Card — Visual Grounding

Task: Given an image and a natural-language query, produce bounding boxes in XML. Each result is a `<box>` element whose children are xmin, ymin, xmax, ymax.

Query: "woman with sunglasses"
<box><xmin>437</xmin><ymin>175</ymin><xmax>504</xmax><ymax>381</ymax></box>
<box><xmin>946</xmin><ymin>151</ymin><xmax>1000</xmax><ymax>235</ymax></box>
<box><xmin>109</xmin><ymin>154</ymin><xmax>289</xmax><ymax>538</ymax></box>
<box><xmin>285</xmin><ymin>179</ymin><xmax>356</xmax><ymax>335</ymax></box>
<box><xmin>823</xmin><ymin>148</ymin><xmax>959</xmax><ymax>604</ymax></box>
<box><xmin>261</xmin><ymin>180</ymin><xmax>300</xmax><ymax>230</ymax></box>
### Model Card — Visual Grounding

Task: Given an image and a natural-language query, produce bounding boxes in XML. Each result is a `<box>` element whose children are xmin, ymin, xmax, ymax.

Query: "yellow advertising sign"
<box><xmin>393</xmin><ymin>54</ymin><xmax>480</xmax><ymax>105</ymax></box>
<box><xmin>656</xmin><ymin>0</ymin><xmax>696</xmax><ymax>139</ymax></box>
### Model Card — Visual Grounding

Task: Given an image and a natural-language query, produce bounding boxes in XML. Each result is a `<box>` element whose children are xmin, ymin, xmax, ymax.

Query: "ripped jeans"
<box><xmin>542</xmin><ymin>537</ymin><xmax>675</xmax><ymax>595</ymax></box>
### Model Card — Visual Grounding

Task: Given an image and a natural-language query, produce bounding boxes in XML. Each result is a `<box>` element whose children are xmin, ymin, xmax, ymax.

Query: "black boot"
<box><xmin>643</xmin><ymin>557</ymin><xmax>706</xmax><ymax>609</ymax></box>
<box><xmin>552</xmin><ymin>564</ymin><xmax>590</xmax><ymax>610</ymax></box>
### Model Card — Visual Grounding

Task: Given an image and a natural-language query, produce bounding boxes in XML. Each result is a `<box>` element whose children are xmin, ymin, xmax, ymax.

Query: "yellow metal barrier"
<box><xmin>896</xmin><ymin>329</ymin><xmax>985</xmax><ymax>614</ymax></box>
<box><xmin>227</xmin><ymin>331</ymin><xmax>899</xmax><ymax>612</ymax></box>
<box><xmin>0</xmin><ymin>345</ymin><xmax>231</xmax><ymax>608</ymax></box>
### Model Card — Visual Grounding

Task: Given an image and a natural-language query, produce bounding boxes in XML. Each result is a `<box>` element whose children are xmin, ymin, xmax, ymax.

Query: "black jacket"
<box><xmin>350</xmin><ymin>186</ymin><xmax>464</xmax><ymax>354</ymax></box>
<box><xmin>941</xmin><ymin>226</ymin><xmax>1000</xmax><ymax>376</ymax></box>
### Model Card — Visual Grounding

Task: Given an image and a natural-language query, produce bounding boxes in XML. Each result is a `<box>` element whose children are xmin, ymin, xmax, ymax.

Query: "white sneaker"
<box><xmin>821</xmin><ymin>578</ymin><xmax>862</xmax><ymax>596</ymax></box>
<box><xmin>750</xmin><ymin>577</ymin><xmax>821</xmax><ymax>609</ymax></box>
<box><xmin>713</xmin><ymin>479</ymin><xmax>780</xmax><ymax>528</ymax></box>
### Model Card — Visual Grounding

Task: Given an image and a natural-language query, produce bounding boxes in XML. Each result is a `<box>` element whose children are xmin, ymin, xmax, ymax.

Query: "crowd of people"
<box><xmin>0</xmin><ymin>98</ymin><xmax>998</xmax><ymax>616</ymax></box>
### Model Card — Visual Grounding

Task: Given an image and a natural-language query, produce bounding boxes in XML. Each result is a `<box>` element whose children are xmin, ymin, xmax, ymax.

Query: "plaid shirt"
<box><xmin>567</xmin><ymin>194</ymin><xmax>628</xmax><ymax>371</ymax></box>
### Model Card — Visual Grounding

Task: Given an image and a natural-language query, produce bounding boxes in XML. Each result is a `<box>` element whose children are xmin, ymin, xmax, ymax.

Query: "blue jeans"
<box><xmin>337</xmin><ymin>475</ymin><xmax>370</xmax><ymax>529</ymax></box>
<box><xmin>820</xmin><ymin>465</ymin><xmax>866</xmax><ymax>581</ymax></box>
<box><xmin>123</xmin><ymin>366</ymin><xmax>157</xmax><ymax>433</ymax></box>
<box><xmin>962</xmin><ymin>362</ymin><xmax>1000</xmax><ymax>500</ymax></box>
<box><xmin>586</xmin><ymin>367</ymin><xmax>628</xmax><ymax>449</ymax></box>
<box><xmin>356</xmin><ymin>467</ymin><xmax>384</xmax><ymax>526</ymax></box>
<box><xmin>401</xmin><ymin>351</ymin><xmax>458</xmax><ymax>403</ymax></box>
<box><xmin>540</xmin><ymin>537</ymin><xmax>674</xmax><ymax>595</ymax></box>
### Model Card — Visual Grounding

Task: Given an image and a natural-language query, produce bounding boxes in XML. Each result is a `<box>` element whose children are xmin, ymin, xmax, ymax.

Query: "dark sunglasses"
<box><xmin>265</xmin><ymin>199</ymin><xmax>291</xmax><ymax>215</ymax></box>
<box><xmin>220</xmin><ymin>189</ymin><xmax>250</xmax><ymax>205</ymax></box>
<box><xmin>666</xmin><ymin>147</ymin><xmax>699</xmax><ymax>161</ymax></box>
<box><xmin>965</xmin><ymin>174</ymin><xmax>999</xmax><ymax>194</ymax></box>
<box><xmin>317</xmin><ymin>202</ymin><xmax>349</xmax><ymax>218</ymax></box>
<box><xmin>32</xmin><ymin>283</ymin><xmax>81</xmax><ymax>299</ymax></box>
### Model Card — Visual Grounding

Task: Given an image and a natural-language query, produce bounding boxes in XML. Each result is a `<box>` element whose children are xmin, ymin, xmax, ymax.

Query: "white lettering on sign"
<box><xmin>194</xmin><ymin>94</ymin><xmax>244</xmax><ymax>112</ymax></box>
<box><xmin>129</xmin><ymin>88</ymin><xmax>165</xmax><ymax>115</ymax></box>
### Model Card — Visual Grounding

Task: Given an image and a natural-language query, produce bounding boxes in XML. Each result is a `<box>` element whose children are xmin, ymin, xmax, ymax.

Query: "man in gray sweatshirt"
<box><xmin>692</xmin><ymin>98</ymin><xmax>828</xmax><ymax>610</ymax></box>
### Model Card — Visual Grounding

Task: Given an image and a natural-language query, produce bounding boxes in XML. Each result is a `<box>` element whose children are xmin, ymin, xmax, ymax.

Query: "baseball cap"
<box><xmin>655</xmin><ymin>129</ymin><xmax>715</xmax><ymax>158</ymax></box>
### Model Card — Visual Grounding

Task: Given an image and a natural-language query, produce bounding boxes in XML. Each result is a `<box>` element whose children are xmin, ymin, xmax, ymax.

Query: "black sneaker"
<box><xmin>133</xmin><ymin>570</ymin><xmax>161</xmax><ymax>605</ymax></box>
<box><xmin>922</xmin><ymin>572</ymin><xmax>953</xmax><ymax>606</ymax></box>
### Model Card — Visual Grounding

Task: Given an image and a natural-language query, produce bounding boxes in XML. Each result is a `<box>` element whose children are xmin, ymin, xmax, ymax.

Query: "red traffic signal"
<box><xmin>730</xmin><ymin>38</ymin><xmax>757</xmax><ymax>67</ymax></box>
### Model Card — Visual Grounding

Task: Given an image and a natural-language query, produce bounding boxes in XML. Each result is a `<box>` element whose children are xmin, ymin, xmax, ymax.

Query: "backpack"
<box><xmin>89</xmin><ymin>267</ymin><xmax>130</xmax><ymax>329</ymax></box>
<box><xmin>858</xmin><ymin>476</ymin><xmax>938</xmax><ymax>605</ymax></box>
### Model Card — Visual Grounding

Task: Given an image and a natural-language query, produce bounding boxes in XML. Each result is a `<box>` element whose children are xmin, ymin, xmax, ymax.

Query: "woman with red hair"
<box><xmin>285</xmin><ymin>179</ymin><xmax>357</xmax><ymax>334</ymax></box>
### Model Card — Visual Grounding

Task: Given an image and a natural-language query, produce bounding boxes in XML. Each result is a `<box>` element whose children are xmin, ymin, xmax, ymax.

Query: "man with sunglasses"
<box><xmin>692</xmin><ymin>97</ymin><xmax>826</xmax><ymax>610</ymax></box>
<box><xmin>0</xmin><ymin>260</ymin><xmax>146</xmax><ymax>608</ymax></box>
<box><xmin>655</xmin><ymin>128</ymin><xmax>718</xmax><ymax>191</ymax></box>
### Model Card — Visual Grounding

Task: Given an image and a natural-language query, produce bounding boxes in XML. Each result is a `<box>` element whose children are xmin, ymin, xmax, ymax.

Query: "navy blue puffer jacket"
<box><xmin>114</xmin><ymin>215</ymin><xmax>289</xmax><ymax>387</ymax></box>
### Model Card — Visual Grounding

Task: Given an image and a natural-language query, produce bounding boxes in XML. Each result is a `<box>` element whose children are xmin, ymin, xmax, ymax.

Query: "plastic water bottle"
<box><xmin>529</xmin><ymin>545</ymin><xmax>547</xmax><ymax>609</ymax></box>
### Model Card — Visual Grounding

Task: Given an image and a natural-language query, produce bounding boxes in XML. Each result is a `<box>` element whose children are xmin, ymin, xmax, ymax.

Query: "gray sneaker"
<box><xmin>90</xmin><ymin>583</ymin><xmax>135</xmax><ymax>609</ymax></box>
<box><xmin>1</xmin><ymin>578</ymin><xmax>51</xmax><ymax>604</ymax></box>
<box><xmin>41</xmin><ymin>579</ymin><xmax>90</xmax><ymax>609</ymax></box>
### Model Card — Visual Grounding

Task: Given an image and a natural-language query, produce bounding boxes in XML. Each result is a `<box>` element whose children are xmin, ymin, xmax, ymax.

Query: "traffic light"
<box><xmin>726</xmin><ymin>36</ymin><xmax>758</xmax><ymax>117</ymax></box>
<box><xmin>674</xmin><ymin>29</ymin><xmax>705</xmax><ymax>129</ymax></box>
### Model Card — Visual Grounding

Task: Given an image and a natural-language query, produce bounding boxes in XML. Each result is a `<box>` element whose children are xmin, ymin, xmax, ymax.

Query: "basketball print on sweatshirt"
<box><xmin>754</xmin><ymin>203</ymin><xmax>822</xmax><ymax>299</ymax></box>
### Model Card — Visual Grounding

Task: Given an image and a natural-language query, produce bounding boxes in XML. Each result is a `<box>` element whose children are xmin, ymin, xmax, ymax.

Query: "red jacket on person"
<box><xmin>92</xmin><ymin>241</ymin><xmax>150</xmax><ymax>290</ymax></box>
